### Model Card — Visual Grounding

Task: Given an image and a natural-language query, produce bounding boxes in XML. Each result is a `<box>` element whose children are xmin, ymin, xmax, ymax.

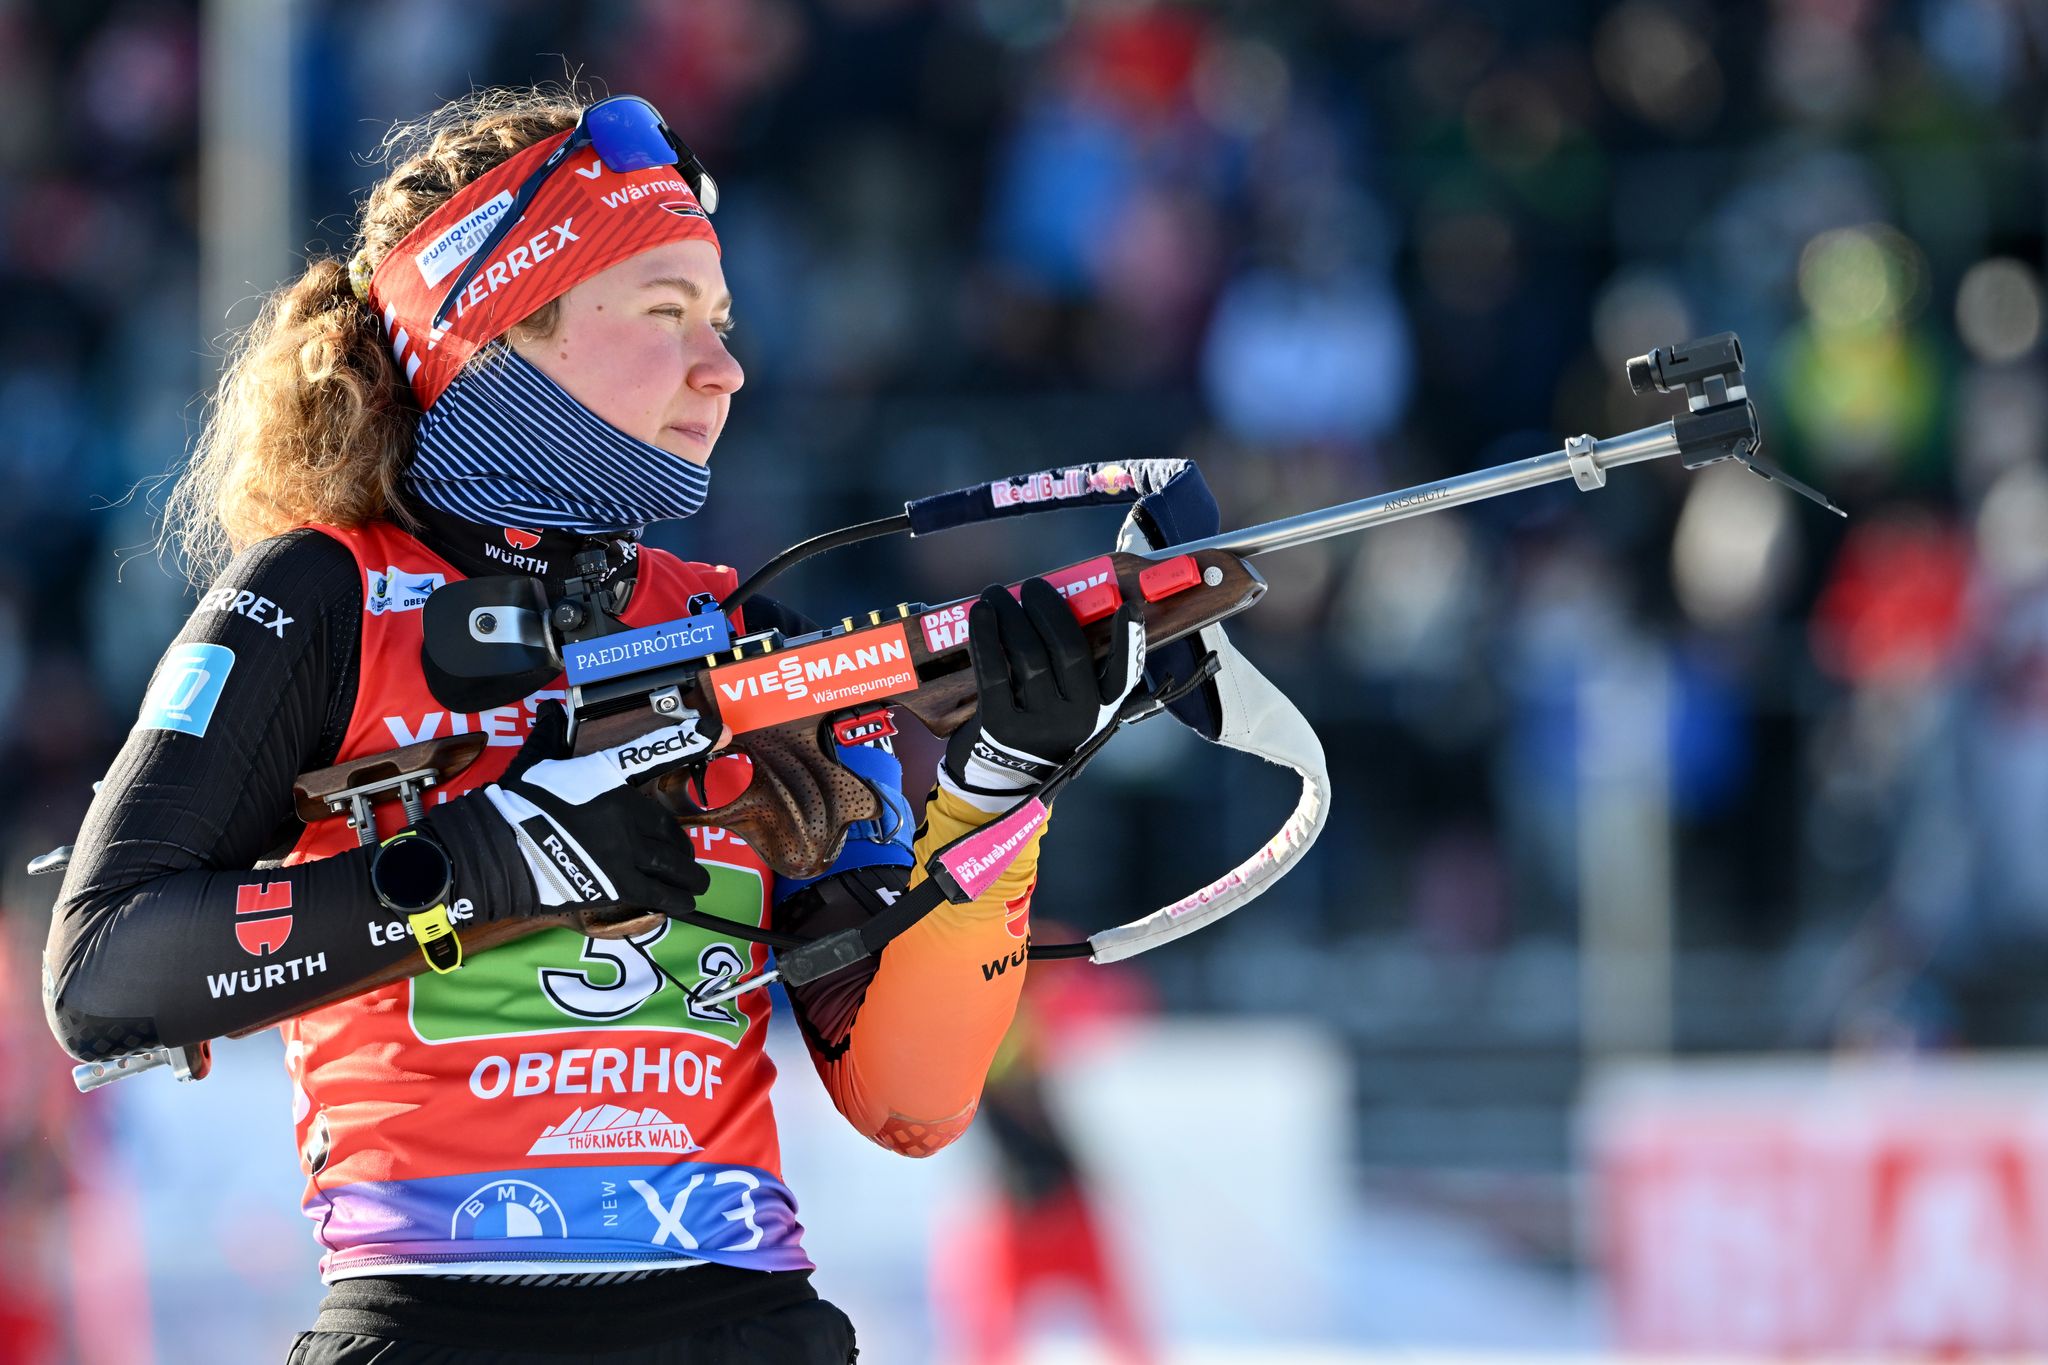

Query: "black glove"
<box><xmin>420</xmin><ymin>701</ymin><xmax>712</xmax><ymax>918</ymax></box>
<box><xmin>939</xmin><ymin>577</ymin><xmax>1146</xmax><ymax>813</ymax></box>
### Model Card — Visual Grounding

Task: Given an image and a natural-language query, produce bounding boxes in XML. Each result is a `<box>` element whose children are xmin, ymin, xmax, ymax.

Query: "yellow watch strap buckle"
<box><xmin>407</xmin><ymin>904</ymin><xmax>463</xmax><ymax>973</ymax></box>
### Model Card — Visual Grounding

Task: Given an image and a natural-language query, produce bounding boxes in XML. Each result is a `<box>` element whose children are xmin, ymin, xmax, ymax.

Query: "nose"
<box><xmin>687</xmin><ymin>326</ymin><xmax>744</xmax><ymax>398</ymax></box>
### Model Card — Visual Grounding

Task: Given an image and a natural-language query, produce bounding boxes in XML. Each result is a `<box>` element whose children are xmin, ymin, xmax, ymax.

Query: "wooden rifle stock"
<box><xmin>289</xmin><ymin>734</ymin><xmax>490</xmax><ymax>824</ymax></box>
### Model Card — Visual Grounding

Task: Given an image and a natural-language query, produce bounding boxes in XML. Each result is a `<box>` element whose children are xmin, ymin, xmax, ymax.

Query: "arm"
<box><xmin>43</xmin><ymin>534</ymin><xmax>710</xmax><ymax>1061</ymax></box>
<box><xmin>742</xmin><ymin>592</ymin><xmax>1034</xmax><ymax>1153</ymax></box>
<box><xmin>772</xmin><ymin>733</ymin><xmax>1040</xmax><ymax>1156</ymax></box>
<box><xmin>797</xmin><ymin>787</ymin><xmax>1042</xmax><ymax>1157</ymax></box>
<box><xmin>41</xmin><ymin>532</ymin><xmax>425</xmax><ymax>1059</ymax></box>
<box><xmin>775</xmin><ymin>580</ymin><xmax>1139</xmax><ymax>1156</ymax></box>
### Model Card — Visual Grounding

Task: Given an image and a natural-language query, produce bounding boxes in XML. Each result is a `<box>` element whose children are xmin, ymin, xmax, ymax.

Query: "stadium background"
<box><xmin>4</xmin><ymin>0</ymin><xmax>2046</xmax><ymax>1360</ymax></box>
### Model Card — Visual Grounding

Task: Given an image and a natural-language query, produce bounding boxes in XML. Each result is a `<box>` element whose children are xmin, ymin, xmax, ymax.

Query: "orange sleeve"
<box><xmin>803</xmin><ymin>785</ymin><xmax>1042</xmax><ymax>1157</ymax></box>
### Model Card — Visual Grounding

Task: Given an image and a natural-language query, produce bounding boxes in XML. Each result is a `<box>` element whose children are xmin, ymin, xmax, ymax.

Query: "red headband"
<box><xmin>367</xmin><ymin>129</ymin><xmax>721</xmax><ymax>410</ymax></box>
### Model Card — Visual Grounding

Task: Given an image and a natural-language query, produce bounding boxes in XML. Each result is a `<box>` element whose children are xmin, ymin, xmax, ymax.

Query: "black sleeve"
<box><xmin>41</xmin><ymin>530</ymin><xmax>428</xmax><ymax>1060</ymax></box>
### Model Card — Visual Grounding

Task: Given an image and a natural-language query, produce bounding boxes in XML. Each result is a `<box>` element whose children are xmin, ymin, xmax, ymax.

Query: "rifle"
<box><xmin>47</xmin><ymin>333</ymin><xmax>1837</xmax><ymax>1091</ymax></box>
<box><xmin>439</xmin><ymin>332</ymin><xmax>1827</xmax><ymax>862</ymax></box>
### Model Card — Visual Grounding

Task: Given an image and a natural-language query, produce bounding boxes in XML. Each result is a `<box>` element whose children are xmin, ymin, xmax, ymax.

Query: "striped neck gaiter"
<box><xmin>406</xmin><ymin>346</ymin><xmax>711</xmax><ymax>536</ymax></box>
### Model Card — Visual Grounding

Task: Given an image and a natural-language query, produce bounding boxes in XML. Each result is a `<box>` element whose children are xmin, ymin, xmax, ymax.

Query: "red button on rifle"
<box><xmin>1139</xmin><ymin>555</ymin><xmax>1200</xmax><ymax>602</ymax></box>
<box><xmin>1066</xmin><ymin>582</ymin><xmax>1122</xmax><ymax>624</ymax></box>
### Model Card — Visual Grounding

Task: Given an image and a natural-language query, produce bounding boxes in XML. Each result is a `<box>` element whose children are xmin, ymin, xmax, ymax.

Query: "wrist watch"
<box><xmin>371</xmin><ymin>829</ymin><xmax>463</xmax><ymax>973</ymax></box>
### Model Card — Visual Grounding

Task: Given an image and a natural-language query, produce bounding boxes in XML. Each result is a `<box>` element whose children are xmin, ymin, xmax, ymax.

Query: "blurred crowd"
<box><xmin>4</xmin><ymin>0</ymin><xmax>2048</xmax><ymax>1347</ymax></box>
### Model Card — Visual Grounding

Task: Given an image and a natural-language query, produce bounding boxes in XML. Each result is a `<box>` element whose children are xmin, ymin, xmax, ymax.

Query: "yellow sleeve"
<box><xmin>803</xmin><ymin>785</ymin><xmax>1042</xmax><ymax>1156</ymax></box>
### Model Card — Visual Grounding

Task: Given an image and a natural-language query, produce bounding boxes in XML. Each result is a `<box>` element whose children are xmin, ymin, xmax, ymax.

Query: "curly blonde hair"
<box><xmin>166</xmin><ymin>86</ymin><xmax>581</xmax><ymax>584</ymax></box>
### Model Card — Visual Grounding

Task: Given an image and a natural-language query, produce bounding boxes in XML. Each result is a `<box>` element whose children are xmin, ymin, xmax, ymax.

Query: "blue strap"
<box><xmin>1123</xmin><ymin>467</ymin><xmax>1224</xmax><ymax>742</ymax></box>
<box><xmin>770</xmin><ymin>738</ymin><xmax>914</xmax><ymax>902</ymax></box>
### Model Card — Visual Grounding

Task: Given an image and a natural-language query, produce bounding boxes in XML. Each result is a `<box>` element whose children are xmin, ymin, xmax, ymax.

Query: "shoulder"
<box><xmin>232</xmin><ymin>525</ymin><xmax>360</xmax><ymax>574</ymax></box>
<box><xmin>195</xmin><ymin>528</ymin><xmax>362</xmax><ymax>627</ymax></box>
<box><xmin>145</xmin><ymin>528</ymin><xmax>364</xmax><ymax>736</ymax></box>
<box><xmin>169</xmin><ymin>527</ymin><xmax>366</xmax><ymax>663</ymax></box>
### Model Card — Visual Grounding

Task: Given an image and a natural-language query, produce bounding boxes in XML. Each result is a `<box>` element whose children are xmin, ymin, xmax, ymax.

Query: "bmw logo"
<box><xmin>450</xmin><ymin>1179</ymin><xmax>569</xmax><ymax>1239</ymax></box>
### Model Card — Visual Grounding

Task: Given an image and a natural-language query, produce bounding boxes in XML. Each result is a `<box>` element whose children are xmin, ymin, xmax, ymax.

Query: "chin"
<box><xmin>654</xmin><ymin>435</ymin><xmax>713</xmax><ymax>465</ymax></box>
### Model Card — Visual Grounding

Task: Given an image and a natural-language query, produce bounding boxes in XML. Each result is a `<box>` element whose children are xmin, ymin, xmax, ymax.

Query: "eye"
<box><xmin>650</xmin><ymin>305</ymin><xmax>687</xmax><ymax>321</ymax></box>
<box><xmin>713</xmin><ymin>316</ymin><xmax>737</xmax><ymax>340</ymax></box>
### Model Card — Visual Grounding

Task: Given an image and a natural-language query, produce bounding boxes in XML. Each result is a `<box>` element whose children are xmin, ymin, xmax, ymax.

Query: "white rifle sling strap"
<box><xmin>1086</xmin><ymin>515</ymin><xmax>1331</xmax><ymax>963</ymax></box>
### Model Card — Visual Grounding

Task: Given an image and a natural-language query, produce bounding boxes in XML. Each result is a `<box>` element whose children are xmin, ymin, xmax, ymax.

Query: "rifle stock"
<box><xmin>290</xmin><ymin>734</ymin><xmax>491</xmax><ymax>825</ymax></box>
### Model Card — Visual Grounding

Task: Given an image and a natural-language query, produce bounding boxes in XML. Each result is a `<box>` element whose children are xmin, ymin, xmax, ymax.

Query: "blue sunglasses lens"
<box><xmin>584</xmin><ymin>98</ymin><xmax>678</xmax><ymax>173</ymax></box>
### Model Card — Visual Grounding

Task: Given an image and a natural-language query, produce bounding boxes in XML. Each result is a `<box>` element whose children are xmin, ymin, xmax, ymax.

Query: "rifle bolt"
<box><xmin>1202</xmin><ymin>566</ymin><xmax>1223</xmax><ymax>587</ymax></box>
<box><xmin>651</xmin><ymin>686</ymin><xmax>683</xmax><ymax>715</ymax></box>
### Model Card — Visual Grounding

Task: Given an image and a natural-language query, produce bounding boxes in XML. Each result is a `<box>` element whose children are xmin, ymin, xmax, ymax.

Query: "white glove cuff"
<box><xmin>485</xmin><ymin>785</ymin><xmax>619</xmax><ymax>907</ymax></box>
<box><xmin>517</xmin><ymin>718</ymin><xmax>714</xmax><ymax>807</ymax></box>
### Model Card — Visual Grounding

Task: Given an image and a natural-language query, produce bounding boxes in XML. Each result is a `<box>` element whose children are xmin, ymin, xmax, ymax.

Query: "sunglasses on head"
<box><xmin>431</xmin><ymin>95</ymin><xmax>718</xmax><ymax>330</ymax></box>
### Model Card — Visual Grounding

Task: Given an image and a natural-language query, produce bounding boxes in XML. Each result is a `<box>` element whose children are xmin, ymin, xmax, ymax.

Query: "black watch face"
<box><xmin>376</xmin><ymin>836</ymin><xmax>451</xmax><ymax>913</ymax></box>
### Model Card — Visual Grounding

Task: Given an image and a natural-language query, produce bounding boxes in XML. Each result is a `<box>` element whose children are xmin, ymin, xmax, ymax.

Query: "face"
<box><xmin>509</xmin><ymin>238</ymin><xmax>742</xmax><ymax>465</ymax></box>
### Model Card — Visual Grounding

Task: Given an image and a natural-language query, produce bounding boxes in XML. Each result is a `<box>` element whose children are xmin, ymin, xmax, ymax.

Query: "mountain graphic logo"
<box><xmin>527</xmin><ymin>1105</ymin><xmax>702</xmax><ymax>1156</ymax></box>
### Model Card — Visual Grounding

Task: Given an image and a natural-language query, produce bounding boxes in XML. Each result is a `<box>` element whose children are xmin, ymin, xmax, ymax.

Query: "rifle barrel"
<box><xmin>1142</xmin><ymin>420</ymin><xmax>1680</xmax><ymax>561</ymax></box>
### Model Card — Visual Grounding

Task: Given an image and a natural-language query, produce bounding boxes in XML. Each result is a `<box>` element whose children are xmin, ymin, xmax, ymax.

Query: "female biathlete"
<box><xmin>42</xmin><ymin>87</ymin><xmax>1143</xmax><ymax>1364</ymax></box>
